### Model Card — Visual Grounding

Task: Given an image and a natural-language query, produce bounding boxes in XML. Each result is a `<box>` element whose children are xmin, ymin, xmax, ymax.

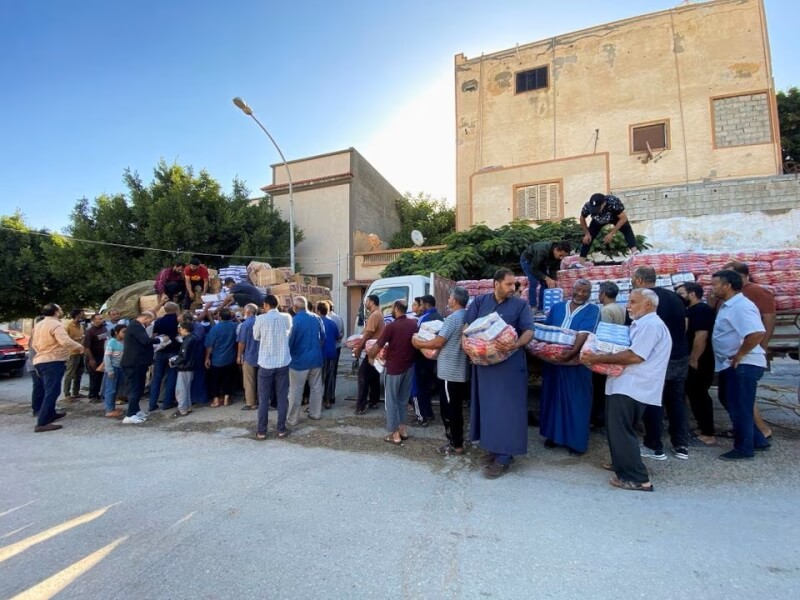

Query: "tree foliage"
<box><xmin>388</xmin><ymin>192</ymin><xmax>455</xmax><ymax>248</ymax></box>
<box><xmin>777</xmin><ymin>87</ymin><xmax>800</xmax><ymax>164</ymax></box>
<box><xmin>0</xmin><ymin>161</ymin><xmax>300</xmax><ymax>319</ymax></box>
<box><xmin>381</xmin><ymin>218</ymin><xmax>649</xmax><ymax>280</ymax></box>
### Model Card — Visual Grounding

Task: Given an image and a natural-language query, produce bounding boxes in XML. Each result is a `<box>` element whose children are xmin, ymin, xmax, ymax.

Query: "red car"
<box><xmin>0</xmin><ymin>330</ymin><xmax>26</xmax><ymax>377</ymax></box>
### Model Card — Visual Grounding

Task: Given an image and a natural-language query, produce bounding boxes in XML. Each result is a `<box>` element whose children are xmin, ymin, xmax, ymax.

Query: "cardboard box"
<box><xmin>291</xmin><ymin>273</ymin><xmax>318</xmax><ymax>286</ymax></box>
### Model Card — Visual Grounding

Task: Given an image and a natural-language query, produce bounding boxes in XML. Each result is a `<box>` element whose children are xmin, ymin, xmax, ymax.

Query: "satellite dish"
<box><xmin>411</xmin><ymin>230</ymin><xmax>425</xmax><ymax>247</ymax></box>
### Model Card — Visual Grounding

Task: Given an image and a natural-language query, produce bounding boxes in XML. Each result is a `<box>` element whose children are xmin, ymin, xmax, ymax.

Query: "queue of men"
<box><xmin>27</xmin><ymin>255</ymin><xmax>778</xmax><ymax>490</ymax></box>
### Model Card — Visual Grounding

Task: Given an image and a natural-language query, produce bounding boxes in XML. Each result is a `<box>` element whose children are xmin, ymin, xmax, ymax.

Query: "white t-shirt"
<box><xmin>606</xmin><ymin>312</ymin><xmax>672</xmax><ymax>406</ymax></box>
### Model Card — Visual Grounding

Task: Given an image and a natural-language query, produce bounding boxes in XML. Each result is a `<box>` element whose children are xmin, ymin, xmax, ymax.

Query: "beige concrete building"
<box><xmin>455</xmin><ymin>0</ymin><xmax>782</xmax><ymax>230</ymax></box>
<box><xmin>261</xmin><ymin>148</ymin><xmax>402</xmax><ymax>332</ymax></box>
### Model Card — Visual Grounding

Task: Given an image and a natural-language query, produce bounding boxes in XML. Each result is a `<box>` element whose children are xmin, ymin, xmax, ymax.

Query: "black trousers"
<box><xmin>686</xmin><ymin>363</ymin><xmax>715</xmax><ymax>436</ymax></box>
<box><xmin>591</xmin><ymin>372</ymin><xmax>607</xmax><ymax>427</ymax></box>
<box><xmin>579</xmin><ymin>218</ymin><xmax>637</xmax><ymax>257</ymax></box>
<box><xmin>439</xmin><ymin>379</ymin><xmax>470</xmax><ymax>448</ymax></box>
<box><xmin>356</xmin><ymin>358</ymin><xmax>380</xmax><ymax>410</ymax></box>
<box><xmin>643</xmin><ymin>357</ymin><xmax>690</xmax><ymax>453</ymax></box>
<box><xmin>209</xmin><ymin>363</ymin><xmax>237</xmax><ymax>398</ymax></box>
<box><xmin>413</xmin><ymin>355</ymin><xmax>437</xmax><ymax>419</ymax></box>
<box><xmin>606</xmin><ymin>394</ymin><xmax>650</xmax><ymax>484</ymax></box>
<box><xmin>164</xmin><ymin>281</ymin><xmax>185</xmax><ymax>304</ymax></box>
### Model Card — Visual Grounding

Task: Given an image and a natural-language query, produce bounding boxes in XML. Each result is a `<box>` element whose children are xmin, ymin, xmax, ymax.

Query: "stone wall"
<box><xmin>713</xmin><ymin>92</ymin><xmax>772</xmax><ymax>148</ymax></box>
<box><xmin>617</xmin><ymin>175</ymin><xmax>800</xmax><ymax>222</ymax></box>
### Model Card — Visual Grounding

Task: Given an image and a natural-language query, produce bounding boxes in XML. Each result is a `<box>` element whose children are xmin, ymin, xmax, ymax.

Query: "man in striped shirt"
<box><xmin>253</xmin><ymin>295</ymin><xmax>293</xmax><ymax>439</ymax></box>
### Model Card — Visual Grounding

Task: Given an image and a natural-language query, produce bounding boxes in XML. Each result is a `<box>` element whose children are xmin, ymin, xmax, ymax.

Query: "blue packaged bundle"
<box><xmin>595</xmin><ymin>322</ymin><xmax>631</xmax><ymax>346</ymax></box>
<box><xmin>542</xmin><ymin>288</ymin><xmax>563</xmax><ymax>311</ymax></box>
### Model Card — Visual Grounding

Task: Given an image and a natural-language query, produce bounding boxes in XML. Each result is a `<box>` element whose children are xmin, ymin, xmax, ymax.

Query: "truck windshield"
<box><xmin>371</xmin><ymin>286</ymin><xmax>409</xmax><ymax>317</ymax></box>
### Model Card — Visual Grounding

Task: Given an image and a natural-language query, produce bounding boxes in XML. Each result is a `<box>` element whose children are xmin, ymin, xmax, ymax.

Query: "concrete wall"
<box><xmin>455</xmin><ymin>0</ymin><xmax>781</xmax><ymax>230</ymax></box>
<box><xmin>349</xmin><ymin>150</ymin><xmax>402</xmax><ymax>249</ymax></box>
<box><xmin>272</xmin><ymin>150</ymin><xmax>352</xmax><ymax>185</ymax></box>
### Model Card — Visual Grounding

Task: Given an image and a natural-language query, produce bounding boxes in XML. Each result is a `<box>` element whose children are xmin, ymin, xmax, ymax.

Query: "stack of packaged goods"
<box><xmin>461</xmin><ymin>312</ymin><xmax>518</xmax><ymax>366</ymax></box>
<box><xmin>217</xmin><ymin>265</ymin><xmax>250</xmax><ymax>284</ymax></box>
<box><xmin>526</xmin><ymin>323</ymin><xmax>578</xmax><ymax>364</ymax></box>
<box><xmin>413</xmin><ymin>320</ymin><xmax>444</xmax><ymax>359</ymax></box>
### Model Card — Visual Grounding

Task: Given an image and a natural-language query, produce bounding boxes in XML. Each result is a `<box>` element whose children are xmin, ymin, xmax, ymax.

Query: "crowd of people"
<box><xmin>25</xmin><ymin>251</ymin><xmax>778</xmax><ymax>491</ymax></box>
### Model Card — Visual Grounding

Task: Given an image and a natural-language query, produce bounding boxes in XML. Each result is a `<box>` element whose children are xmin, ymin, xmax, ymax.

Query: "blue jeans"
<box><xmin>103</xmin><ymin>366</ymin><xmax>123</xmax><ymax>412</ymax></box>
<box><xmin>34</xmin><ymin>361</ymin><xmax>66</xmax><ymax>427</ymax></box>
<box><xmin>519</xmin><ymin>254</ymin><xmax>546</xmax><ymax>309</ymax></box>
<box><xmin>718</xmin><ymin>365</ymin><xmax>768</xmax><ymax>456</ymax></box>
<box><xmin>31</xmin><ymin>369</ymin><xmax>44</xmax><ymax>416</ymax></box>
<box><xmin>149</xmin><ymin>352</ymin><xmax>178</xmax><ymax>410</ymax></box>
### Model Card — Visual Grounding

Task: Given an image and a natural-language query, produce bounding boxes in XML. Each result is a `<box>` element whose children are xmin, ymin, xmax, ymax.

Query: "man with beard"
<box><xmin>539</xmin><ymin>279</ymin><xmax>600</xmax><ymax>455</ymax></box>
<box><xmin>83</xmin><ymin>313</ymin><xmax>109</xmax><ymax>403</ymax></box>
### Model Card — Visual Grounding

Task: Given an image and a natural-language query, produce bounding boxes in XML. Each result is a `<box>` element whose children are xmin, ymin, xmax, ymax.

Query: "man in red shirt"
<box><xmin>723</xmin><ymin>261</ymin><xmax>776</xmax><ymax>439</ymax></box>
<box><xmin>155</xmin><ymin>261</ymin><xmax>186</xmax><ymax>303</ymax></box>
<box><xmin>368</xmin><ymin>300</ymin><xmax>417</xmax><ymax>445</ymax></box>
<box><xmin>184</xmin><ymin>258</ymin><xmax>210</xmax><ymax>308</ymax></box>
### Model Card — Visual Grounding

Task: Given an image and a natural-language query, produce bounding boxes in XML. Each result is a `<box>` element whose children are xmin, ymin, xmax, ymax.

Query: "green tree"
<box><xmin>381</xmin><ymin>218</ymin><xmax>648</xmax><ymax>280</ymax></box>
<box><xmin>389</xmin><ymin>192</ymin><xmax>455</xmax><ymax>248</ymax></box>
<box><xmin>777</xmin><ymin>87</ymin><xmax>800</xmax><ymax>164</ymax></box>
<box><xmin>3</xmin><ymin>160</ymin><xmax>301</xmax><ymax>313</ymax></box>
<box><xmin>0</xmin><ymin>212</ymin><xmax>60</xmax><ymax>320</ymax></box>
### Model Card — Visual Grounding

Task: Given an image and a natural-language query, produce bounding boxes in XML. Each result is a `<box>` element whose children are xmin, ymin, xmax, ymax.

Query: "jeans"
<box><xmin>149</xmin><ymin>351</ymin><xmax>178</xmax><ymax>410</ymax></box>
<box><xmin>34</xmin><ymin>361</ymin><xmax>66</xmax><ymax>427</ymax></box>
<box><xmin>643</xmin><ymin>357</ymin><xmax>689</xmax><ymax>453</ymax></box>
<box><xmin>321</xmin><ymin>358</ymin><xmax>337</xmax><ymax>403</ymax></box>
<box><xmin>439</xmin><ymin>379</ymin><xmax>469</xmax><ymax>448</ymax></box>
<box><xmin>718</xmin><ymin>365</ymin><xmax>768</xmax><ymax>456</ymax></box>
<box><xmin>63</xmin><ymin>354</ymin><xmax>84</xmax><ymax>397</ymax></box>
<box><xmin>31</xmin><ymin>369</ymin><xmax>45</xmax><ymax>416</ymax></box>
<box><xmin>356</xmin><ymin>358</ymin><xmax>381</xmax><ymax>410</ymax></box>
<box><xmin>579</xmin><ymin>218</ymin><xmax>637</xmax><ymax>258</ymax></box>
<box><xmin>257</xmin><ymin>366</ymin><xmax>290</xmax><ymax>434</ymax></box>
<box><xmin>123</xmin><ymin>365</ymin><xmax>149</xmax><ymax>417</ymax></box>
<box><xmin>384</xmin><ymin>368</ymin><xmax>413</xmax><ymax>432</ymax></box>
<box><xmin>103</xmin><ymin>366</ymin><xmax>123</xmax><ymax>412</ymax></box>
<box><xmin>288</xmin><ymin>367</ymin><xmax>323</xmax><ymax>424</ymax></box>
<box><xmin>413</xmin><ymin>355</ymin><xmax>437</xmax><ymax>419</ymax></box>
<box><xmin>606</xmin><ymin>393</ymin><xmax>650</xmax><ymax>484</ymax></box>
<box><xmin>175</xmin><ymin>370</ymin><xmax>194</xmax><ymax>413</ymax></box>
<box><xmin>686</xmin><ymin>362</ymin><xmax>715</xmax><ymax>436</ymax></box>
<box><xmin>519</xmin><ymin>254</ymin><xmax>546</xmax><ymax>309</ymax></box>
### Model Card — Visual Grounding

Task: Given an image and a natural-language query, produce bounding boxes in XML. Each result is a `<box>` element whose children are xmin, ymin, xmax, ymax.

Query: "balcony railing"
<box><xmin>356</xmin><ymin>245</ymin><xmax>446</xmax><ymax>266</ymax></box>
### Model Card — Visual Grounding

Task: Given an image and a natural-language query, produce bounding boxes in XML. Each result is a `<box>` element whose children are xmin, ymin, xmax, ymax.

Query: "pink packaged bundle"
<box><xmin>579</xmin><ymin>333</ymin><xmax>624</xmax><ymax>376</ymax></box>
<box><xmin>462</xmin><ymin>325</ymin><xmax>518</xmax><ymax>366</ymax></box>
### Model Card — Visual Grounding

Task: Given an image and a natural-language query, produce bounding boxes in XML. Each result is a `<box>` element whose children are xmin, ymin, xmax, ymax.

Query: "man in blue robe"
<box><xmin>539</xmin><ymin>279</ymin><xmax>600</xmax><ymax>455</ymax></box>
<box><xmin>465</xmin><ymin>268</ymin><xmax>534</xmax><ymax>479</ymax></box>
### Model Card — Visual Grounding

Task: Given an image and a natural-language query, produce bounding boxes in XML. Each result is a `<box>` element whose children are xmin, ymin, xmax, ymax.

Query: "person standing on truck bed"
<box><xmin>519</xmin><ymin>241</ymin><xmax>571</xmax><ymax>311</ymax></box>
<box><xmin>578</xmin><ymin>193</ymin><xmax>639</xmax><ymax>259</ymax></box>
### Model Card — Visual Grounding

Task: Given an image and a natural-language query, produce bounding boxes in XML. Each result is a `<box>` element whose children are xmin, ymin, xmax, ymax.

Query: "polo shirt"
<box><xmin>374</xmin><ymin>314</ymin><xmax>418</xmax><ymax>375</ymax></box>
<box><xmin>435</xmin><ymin>309</ymin><xmax>469</xmax><ymax>383</ymax></box>
<box><xmin>205</xmin><ymin>320</ymin><xmax>238</xmax><ymax>367</ymax></box>
<box><xmin>712</xmin><ymin>293</ymin><xmax>766</xmax><ymax>372</ymax></box>
<box><xmin>606</xmin><ymin>312</ymin><xmax>672</xmax><ymax>406</ymax></box>
<box><xmin>237</xmin><ymin>315</ymin><xmax>260</xmax><ymax>367</ymax></box>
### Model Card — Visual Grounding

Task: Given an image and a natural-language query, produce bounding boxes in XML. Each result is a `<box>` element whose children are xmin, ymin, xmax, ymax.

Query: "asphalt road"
<box><xmin>1</xmin><ymin>362</ymin><xmax>799</xmax><ymax>600</ymax></box>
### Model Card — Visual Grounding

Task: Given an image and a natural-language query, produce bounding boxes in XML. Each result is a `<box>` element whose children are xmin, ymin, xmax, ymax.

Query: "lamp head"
<box><xmin>232</xmin><ymin>97</ymin><xmax>253</xmax><ymax>116</ymax></box>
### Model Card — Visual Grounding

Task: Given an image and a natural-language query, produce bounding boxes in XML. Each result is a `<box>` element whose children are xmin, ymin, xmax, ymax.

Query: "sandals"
<box><xmin>171</xmin><ymin>410</ymin><xmax>192</xmax><ymax>418</ymax></box>
<box><xmin>277</xmin><ymin>431</ymin><xmax>290</xmax><ymax>439</ymax></box>
<box><xmin>609</xmin><ymin>476</ymin><xmax>654</xmax><ymax>492</ymax></box>
<box><xmin>255</xmin><ymin>433</ymin><xmax>267</xmax><ymax>441</ymax></box>
<box><xmin>383</xmin><ymin>434</ymin><xmax>403</xmax><ymax>446</ymax></box>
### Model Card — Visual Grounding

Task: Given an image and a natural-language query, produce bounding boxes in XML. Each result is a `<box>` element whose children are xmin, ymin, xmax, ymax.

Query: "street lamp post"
<box><xmin>232</xmin><ymin>97</ymin><xmax>295</xmax><ymax>273</ymax></box>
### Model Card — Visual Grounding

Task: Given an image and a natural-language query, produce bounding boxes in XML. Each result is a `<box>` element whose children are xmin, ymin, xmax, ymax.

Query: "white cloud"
<box><xmin>359</xmin><ymin>73</ymin><xmax>455</xmax><ymax>205</ymax></box>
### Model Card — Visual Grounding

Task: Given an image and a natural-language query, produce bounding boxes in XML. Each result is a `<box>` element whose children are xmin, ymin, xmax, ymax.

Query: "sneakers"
<box><xmin>136</xmin><ymin>410</ymin><xmax>150</xmax><ymax>419</ymax></box>
<box><xmin>672</xmin><ymin>446</ymin><xmax>689</xmax><ymax>460</ymax></box>
<box><xmin>122</xmin><ymin>415</ymin><xmax>147</xmax><ymax>425</ymax></box>
<box><xmin>639</xmin><ymin>445</ymin><xmax>667</xmax><ymax>461</ymax></box>
<box><xmin>412</xmin><ymin>417</ymin><xmax>431</xmax><ymax>428</ymax></box>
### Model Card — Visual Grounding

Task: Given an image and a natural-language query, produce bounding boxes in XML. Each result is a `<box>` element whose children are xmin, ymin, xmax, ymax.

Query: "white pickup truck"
<box><xmin>354</xmin><ymin>273</ymin><xmax>455</xmax><ymax>331</ymax></box>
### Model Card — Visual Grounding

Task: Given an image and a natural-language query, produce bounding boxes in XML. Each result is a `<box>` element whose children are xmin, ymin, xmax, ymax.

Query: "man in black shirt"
<box><xmin>83</xmin><ymin>313</ymin><xmax>109</xmax><ymax>402</ymax></box>
<box><xmin>677</xmin><ymin>282</ymin><xmax>717</xmax><ymax>446</ymax></box>
<box><xmin>121</xmin><ymin>311</ymin><xmax>163</xmax><ymax>424</ymax></box>
<box><xmin>221</xmin><ymin>278</ymin><xmax>265</xmax><ymax>309</ymax></box>
<box><xmin>579</xmin><ymin>193</ymin><xmax>638</xmax><ymax>258</ymax></box>
<box><xmin>631</xmin><ymin>266</ymin><xmax>690</xmax><ymax>460</ymax></box>
<box><xmin>519</xmin><ymin>240</ymin><xmax>571</xmax><ymax>310</ymax></box>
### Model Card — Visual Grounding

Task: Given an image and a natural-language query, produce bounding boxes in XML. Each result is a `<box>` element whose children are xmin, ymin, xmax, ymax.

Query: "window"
<box><xmin>370</xmin><ymin>286</ymin><xmax>410</xmax><ymax>318</ymax></box>
<box><xmin>514</xmin><ymin>182</ymin><xmax>562</xmax><ymax>221</ymax></box>
<box><xmin>631</xmin><ymin>121</ymin><xmax>669</xmax><ymax>154</ymax></box>
<box><xmin>515</xmin><ymin>66</ymin><xmax>548</xmax><ymax>93</ymax></box>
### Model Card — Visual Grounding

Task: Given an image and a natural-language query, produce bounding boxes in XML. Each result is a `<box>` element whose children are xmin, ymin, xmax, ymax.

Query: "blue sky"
<box><xmin>1</xmin><ymin>0</ymin><xmax>796</xmax><ymax>232</ymax></box>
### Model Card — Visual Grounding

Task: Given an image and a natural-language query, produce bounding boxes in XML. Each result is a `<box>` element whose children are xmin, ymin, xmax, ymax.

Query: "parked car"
<box><xmin>2</xmin><ymin>329</ymin><xmax>29</xmax><ymax>350</ymax></box>
<box><xmin>0</xmin><ymin>330</ymin><xmax>26</xmax><ymax>377</ymax></box>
